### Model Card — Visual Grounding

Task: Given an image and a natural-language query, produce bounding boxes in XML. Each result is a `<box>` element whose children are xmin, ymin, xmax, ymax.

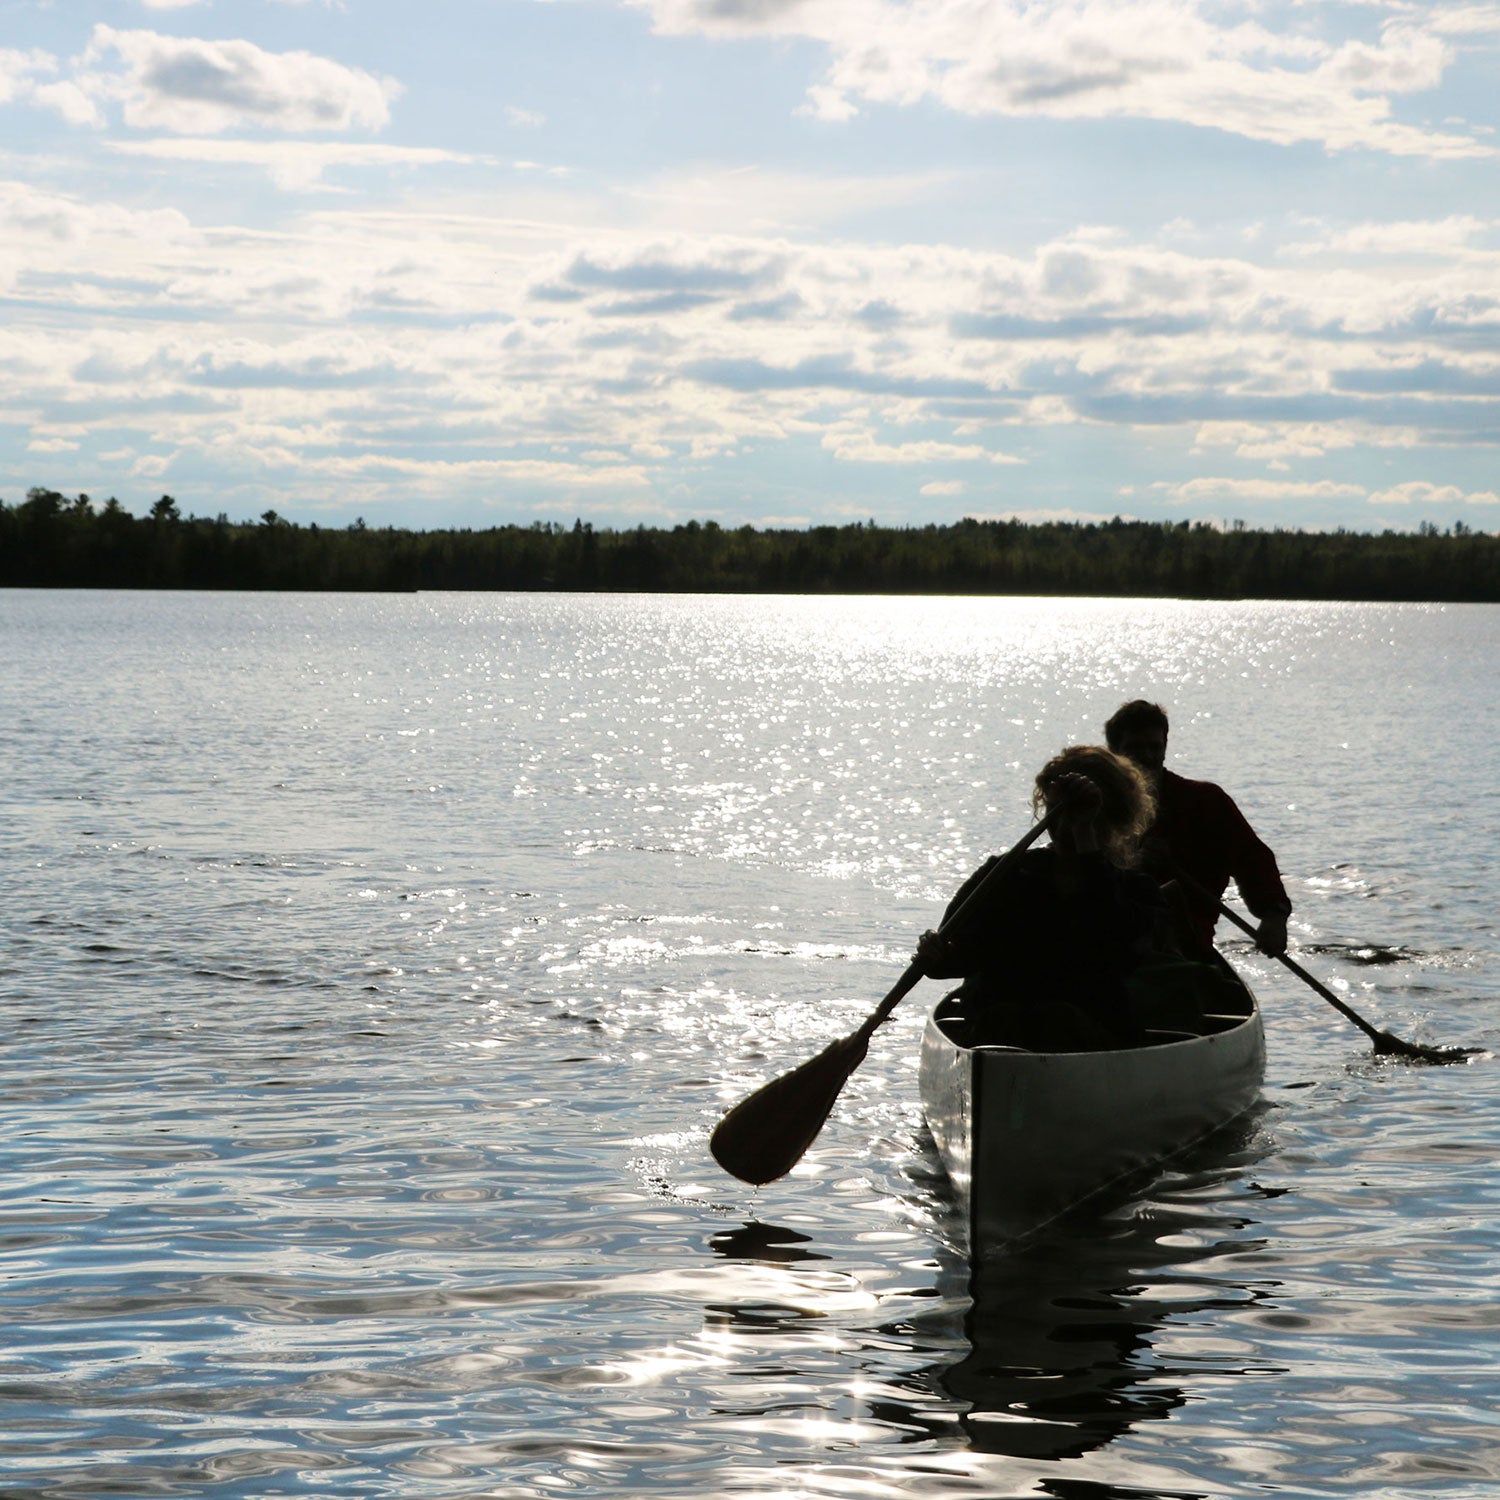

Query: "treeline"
<box><xmin>4</xmin><ymin>486</ymin><xmax>1499</xmax><ymax>601</ymax></box>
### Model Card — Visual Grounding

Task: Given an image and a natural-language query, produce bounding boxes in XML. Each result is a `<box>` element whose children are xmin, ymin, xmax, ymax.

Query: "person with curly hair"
<box><xmin>914</xmin><ymin>746</ymin><xmax>1166</xmax><ymax>1052</ymax></box>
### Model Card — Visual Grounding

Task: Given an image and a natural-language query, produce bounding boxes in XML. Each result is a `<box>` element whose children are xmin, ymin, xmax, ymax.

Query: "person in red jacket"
<box><xmin>1104</xmin><ymin>699</ymin><xmax>1291</xmax><ymax>959</ymax></box>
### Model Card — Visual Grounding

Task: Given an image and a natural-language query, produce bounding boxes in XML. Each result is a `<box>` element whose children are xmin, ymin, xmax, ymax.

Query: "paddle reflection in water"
<box><xmin>710</xmin><ymin>1221</ymin><xmax>833</xmax><ymax>1265</ymax></box>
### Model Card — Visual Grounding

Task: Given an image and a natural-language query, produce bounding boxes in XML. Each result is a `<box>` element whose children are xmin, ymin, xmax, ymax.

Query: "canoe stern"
<box><xmin>920</xmin><ymin>984</ymin><xmax>1266</xmax><ymax>1249</ymax></box>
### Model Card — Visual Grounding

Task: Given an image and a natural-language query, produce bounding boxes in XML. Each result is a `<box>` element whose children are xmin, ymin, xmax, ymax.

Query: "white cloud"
<box><xmin>78</xmin><ymin>25</ymin><xmax>400</xmax><ymax>135</ymax></box>
<box><xmin>1428</xmin><ymin>6</ymin><xmax>1500</xmax><ymax>37</ymax></box>
<box><xmin>5</xmin><ymin>175</ymin><xmax>1500</xmax><ymax>522</ymax></box>
<box><xmin>799</xmin><ymin>83</ymin><xmax>860</xmax><ymax>123</ymax></box>
<box><xmin>632</xmin><ymin>0</ymin><xmax>1493</xmax><ymax>157</ymax></box>
<box><xmin>107</xmin><ymin>138</ymin><xmax>492</xmax><ymax>190</ymax></box>
<box><xmin>4</xmin><ymin>6</ymin><xmax>1496</xmax><ymax>531</ymax></box>
<box><xmin>31</xmin><ymin>80</ymin><xmax>106</xmax><ymax>128</ymax></box>
<box><xmin>823</xmin><ymin>428</ymin><xmax>1023</xmax><ymax>464</ymax></box>
<box><xmin>1192</xmin><ymin>420</ymin><xmax>1423</xmax><ymax>460</ymax></box>
<box><xmin>1283</xmin><ymin>215</ymin><xmax>1494</xmax><ymax>257</ymax></box>
<box><xmin>617</xmin><ymin>164</ymin><xmax>957</xmax><ymax>234</ymax></box>
<box><xmin>1165</xmin><ymin>477</ymin><xmax>1369</xmax><ymax>502</ymax></box>
<box><xmin>0</xmin><ymin>180</ymin><xmax>197</xmax><ymax>278</ymax></box>
<box><xmin>312</xmin><ymin>453</ymin><xmax>654</xmax><ymax>490</ymax></box>
<box><xmin>0</xmin><ymin>47</ymin><xmax>56</xmax><ymax>106</ymax></box>
<box><xmin>131</xmin><ymin>452</ymin><xmax>177</xmax><ymax>479</ymax></box>
<box><xmin>1368</xmin><ymin>479</ymin><xmax>1500</xmax><ymax>504</ymax></box>
<box><xmin>1318</xmin><ymin>24</ymin><xmax>1449</xmax><ymax>95</ymax></box>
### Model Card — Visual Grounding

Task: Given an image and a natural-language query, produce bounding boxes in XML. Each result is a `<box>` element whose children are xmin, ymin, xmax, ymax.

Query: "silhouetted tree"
<box><xmin>3</xmin><ymin>489</ymin><xmax>1499</xmax><ymax>599</ymax></box>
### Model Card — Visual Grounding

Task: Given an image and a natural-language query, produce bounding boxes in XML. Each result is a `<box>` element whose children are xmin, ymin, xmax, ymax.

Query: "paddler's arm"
<box><xmin>915</xmin><ymin>927</ymin><xmax>963</xmax><ymax>978</ymax></box>
<box><xmin>913</xmin><ymin>854</ymin><xmax>1006</xmax><ymax>978</ymax></box>
<box><xmin>1210</xmin><ymin>783</ymin><xmax>1292</xmax><ymax>957</ymax></box>
<box><xmin>1249</xmin><ymin>903</ymin><xmax>1289</xmax><ymax>957</ymax></box>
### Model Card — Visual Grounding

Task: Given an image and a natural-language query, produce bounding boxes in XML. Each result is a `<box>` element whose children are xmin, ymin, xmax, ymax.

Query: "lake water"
<box><xmin>2</xmin><ymin>589</ymin><xmax>1498</xmax><ymax>1499</ymax></box>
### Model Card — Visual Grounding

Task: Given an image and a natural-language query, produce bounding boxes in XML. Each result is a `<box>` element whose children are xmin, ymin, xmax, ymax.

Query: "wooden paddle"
<box><xmin>1178</xmin><ymin>874</ymin><xmax>1480</xmax><ymax>1064</ymax></box>
<box><xmin>710</xmin><ymin>807</ymin><xmax>1061</xmax><ymax>1185</ymax></box>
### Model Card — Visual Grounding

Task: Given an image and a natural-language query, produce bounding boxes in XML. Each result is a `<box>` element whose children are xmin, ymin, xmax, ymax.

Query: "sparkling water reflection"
<box><xmin>1</xmin><ymin>590</ymin><xmax>1498</xmax><ymax>1498</ymax></box>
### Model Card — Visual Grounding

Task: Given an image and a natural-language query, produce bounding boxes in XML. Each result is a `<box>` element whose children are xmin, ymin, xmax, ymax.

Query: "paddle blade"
<box><xmin>710</xmin><ymin>1029</ymin><xmax>871</xmax><ymax>1185</ymax></box>
<box><xmin>1371</xmin><ymin>1029</ymin><xmax>1484</xmax><ymax>1065</ymax></box>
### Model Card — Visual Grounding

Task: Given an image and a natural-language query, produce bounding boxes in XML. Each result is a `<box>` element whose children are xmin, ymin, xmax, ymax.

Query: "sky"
<box><xmin>2</xmin><ymin>0</ymin><xmax>1499</xmax><ymax>532</ymax></box>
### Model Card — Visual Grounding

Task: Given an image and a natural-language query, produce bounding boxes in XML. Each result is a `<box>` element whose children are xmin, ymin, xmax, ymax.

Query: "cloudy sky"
<box><xmin>3</xmin><ymin>0</ymin><xmax>1499</xmax><ymax>530</ymax></box>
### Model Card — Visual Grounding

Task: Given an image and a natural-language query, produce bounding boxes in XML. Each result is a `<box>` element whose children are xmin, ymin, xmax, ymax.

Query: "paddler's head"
<box><xmin>1033</xmin><ymin>745</ymin><xmax>1155</xmax><ymax>866</ymax></box>
<box><xmin>1103</xmin><ymin>699</ymin><xmax>1169</xmax><ymax>782</ymax></box>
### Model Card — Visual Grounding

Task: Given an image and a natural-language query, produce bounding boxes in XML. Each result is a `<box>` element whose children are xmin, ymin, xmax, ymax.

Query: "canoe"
<box><xmin>918</xmin><ymin>962</ymin><xmax>1265</xmax><ymax>1249</ymax></box>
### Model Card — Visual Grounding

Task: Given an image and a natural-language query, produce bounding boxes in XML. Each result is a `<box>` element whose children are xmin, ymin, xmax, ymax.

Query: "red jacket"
<box><xmin>1154</xmin><ymin>769</ymin><xmax>1290</xmax><ymax>956</ymax></box>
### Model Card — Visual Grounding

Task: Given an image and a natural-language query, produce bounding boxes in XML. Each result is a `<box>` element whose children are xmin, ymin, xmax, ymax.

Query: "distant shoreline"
<box><xmin>5</xmin><ymin>488</ymin><xmax>1498</xmax><ymax>602</ymax></box>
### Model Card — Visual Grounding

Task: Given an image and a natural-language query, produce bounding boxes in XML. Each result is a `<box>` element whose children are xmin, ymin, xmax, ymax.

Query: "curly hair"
<box><xmin>1031</xmin><ymin>744</ymin><xmax>1155</xmax><ymax>866</ymax></box>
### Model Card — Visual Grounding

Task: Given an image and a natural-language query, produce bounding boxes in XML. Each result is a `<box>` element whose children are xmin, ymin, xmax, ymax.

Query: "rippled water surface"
<box><xmin>3</xmin><ymin>590</ymin><xmax>1499</xmax><ymax>1499</ymax></box>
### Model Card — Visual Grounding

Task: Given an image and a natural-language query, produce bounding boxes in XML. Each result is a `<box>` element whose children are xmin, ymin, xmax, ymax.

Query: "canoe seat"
<box><xmin>1141</xmin><ymin>1012</ymin><xmax>1249</xmax><ymax>1042</ymax></box>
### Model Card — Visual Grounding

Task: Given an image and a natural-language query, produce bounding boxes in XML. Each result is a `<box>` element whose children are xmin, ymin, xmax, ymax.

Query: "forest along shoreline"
<box><xmin>4</xmin><ymin>487</ymin><xmax>1498</xmax><ymax>601</ymax></box>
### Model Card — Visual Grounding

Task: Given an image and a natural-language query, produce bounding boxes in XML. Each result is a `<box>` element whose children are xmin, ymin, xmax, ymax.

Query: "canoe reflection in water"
<box><xmin>929</xmin><ymin>1115</ymin><xmax>1285</xmax><ymax>1466</ymax></box>
<box><xmin>706</xmin><ymin>1117</ymin><xmax>1283</xmax><ymax>1473</ymax></box>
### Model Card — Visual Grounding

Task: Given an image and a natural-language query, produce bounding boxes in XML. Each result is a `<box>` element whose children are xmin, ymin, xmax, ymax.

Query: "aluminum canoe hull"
<box><xmin>919</xmin><ymin>974</ymin><xmax>1265</xmax><ymax>1249</ymax></box>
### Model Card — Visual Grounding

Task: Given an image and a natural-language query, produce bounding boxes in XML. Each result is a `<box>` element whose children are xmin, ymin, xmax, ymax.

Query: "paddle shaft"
<box><xmin>708</xmin><ymin>806</ymin><xmax>1060</xmax><ymax>1184</ymax></box>
<box><xmin>856</xmin><ymin>805</ymin><xmax>1062</xmax><ymax>1041</ymax></box>
<box><xmin>1207</xmin><ymin>895</ymin><xmax>1390</xmax><ymax>1046</ymax></box>
<box><xmin>1173</xmin><ymin>866</ymin><xmax>1473</xmax><ymax>1061</ymax></box>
